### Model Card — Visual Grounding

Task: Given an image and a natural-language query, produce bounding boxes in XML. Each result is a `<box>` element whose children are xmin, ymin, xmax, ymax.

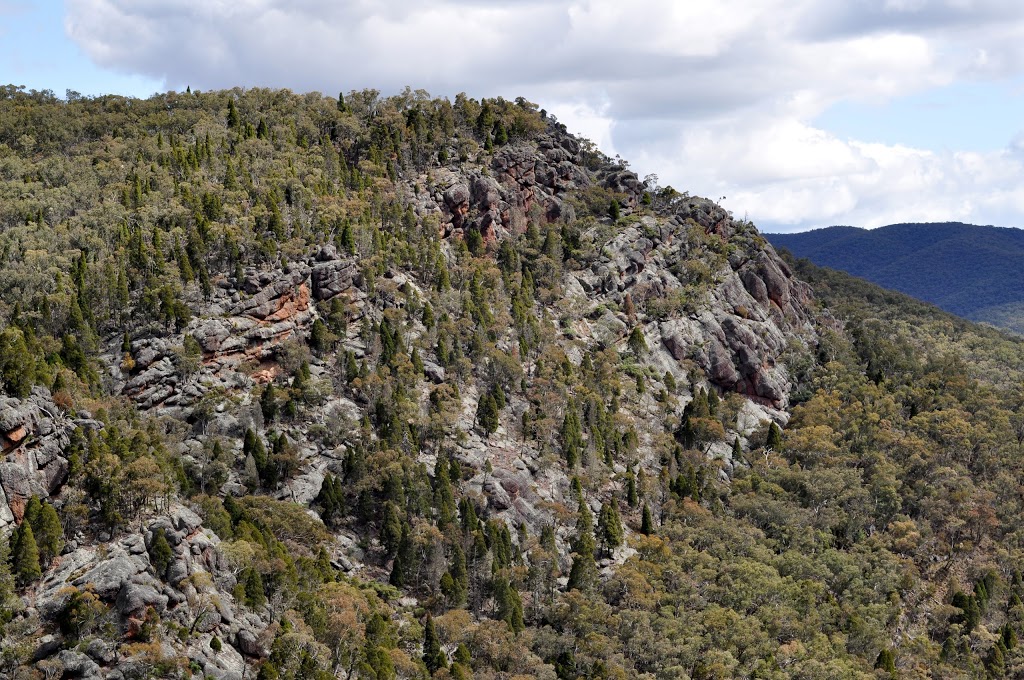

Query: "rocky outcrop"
<box><xmin>31</xmin><ymin>503</ymin><xmax>259</xmax><ymax>678</ymax></box>
<box><xmin>0</xmin><ymin>388</ymin><xmax>76</xmax><ymax>529</ymax></box>
<box><xmin>424</xmin><ymin>126</ymin><xmax>646</xmax><ymax>243</ymax></box>
<box><xmin>311</xmin><ymin>245</ymin><xmax>360</xmax><ymax>301</ymax></box>
<box><xmin>569</xmin><ymin>211</ymin><xmax>813</xmax><ymax>408</ymax></box>
<box><xmin>117</xmin><ymin>249</ymin><xmax>365</xmax><ymax>413</ymax></box>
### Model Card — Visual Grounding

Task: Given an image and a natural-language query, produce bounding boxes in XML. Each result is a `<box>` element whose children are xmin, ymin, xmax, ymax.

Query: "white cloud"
<box><xmin>63</xmin><ymin>0</ymin><xmax>1024</xmax><ymax>231</ymax></box>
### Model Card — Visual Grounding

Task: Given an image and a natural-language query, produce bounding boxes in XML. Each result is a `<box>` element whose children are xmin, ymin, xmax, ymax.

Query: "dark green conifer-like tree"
<box><xmin>626</xmin><ymin>470</ymin><xmax>639</xmax><ymax>507</ymax></box>
<box><xmin>423</xmin><ymin>613</ymin><xmax>447</xmax><ymax>673</ymax></box>
<box><xmin>227</xmin><ymin>98</ymin><xmax>240</xmax><ymax>128</ymax></box>
<box><xmin>261</xmin><ymin>383</ymin><xmax>278</xmax><ymax>423</ymax></box>
<box><xmin>149</xmin><ymin>531</ymin><xmax>173</xmax><ymax>579</ymax></box>
<box><xmin>476</xmin><ymin>393</ymin><xmax>499</xmax><ymax>436</ymax></box>
<box><xmin>381</xmin><ymin>502</ymin><xmax>404</xmax><ymax>556</ymax></box>
<box><xmin>567</xmin><ymin>500</ymin><xmax>597</xmax><ymax>592</ymax></box>
<box><xmin>433</xmin><ymin>458</ymin><xmax>457</xmax><ymax>530</ymax></box>
<box><xmin>493</xmin><ymin>575</ymin><xmax>525</xmax><ymax>633</ymax></box>
<box><xmin>874</xmin><ymin>649</ymin><xmax>897</xmax><ymax>677</ymax></box>
<box><xmin>389</xmin><ymin>523</ymin><xmax>413</xmax><ymax>587</ymax></box>
<box><xmin>13</xmin><ymin>522</ymin><xmax>41</xmax><ymax>586</ymax></box>
<box><xmin>640</xmin><ymin>503</ymin><xmax>655</xmax><ymax>536</ymax></box>
<box><xmin>561</xmin><ymin>405</ymin><xmax>583</xmax><ymax>468</ymax></box>
<box><xmin>597</xmin><ymin>501</ymin><xmax>624</xmax><ymax>557</ymax></box>
<box><xmin>243</xmin><ymin>567</ymin><xmax>266</xmax><ymax>608</ymax></box>
<box><xmin>766</xmin><ymin>421</ymin><xmax>784</xmax><ymax>452</ymax></box>
<box><xmin>444</xmin><ymin>542</ymin><xmax>468</xmax><ymax>607</ymax></box>
<box><xmin>628</xmin><ymin>326</ymin><xmax>647</xmax><ymax>355</ymax></box>
<box><xmin>35</xmin><ymin>503</ymin><xmax>63</xmax><ymax>566</ymax></box>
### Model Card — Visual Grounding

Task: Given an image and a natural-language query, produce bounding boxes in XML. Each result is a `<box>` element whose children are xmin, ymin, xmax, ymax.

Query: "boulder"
<box><xmin>236</xmin><ymin>628</ymin><xmax>269</xmax><ymax>658</ymax></box>
<box><xmin>33</xmin><ymin>633</ymin><xmax>63</xmax><ymax>661</ymax></box>
<box><xmin>56</xmin><ymin>649</ymin><xmax>102</xmax><ymax>679</ymax></box>
<box><xmin>311</xmin><ymin>259</ymin><xmax>357</xmax><ymax>300</ymax></box>
<box><xmin>116</xmin><ymin>581</ymin><xmax>168</xmax><ymax>617</ymax></box>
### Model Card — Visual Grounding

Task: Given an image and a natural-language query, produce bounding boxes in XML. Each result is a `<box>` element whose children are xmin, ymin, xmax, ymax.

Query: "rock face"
<box><xmin>0</xmin><ymin>388</ymin><xmax>76</xmax><ymax>529</ymax></box>
<box><xmin>115</xmin><ymin>251</ymin><xmax>366</xmax><ymax>415</ymax></box>
<box><xmin>31</xmin><ymin>502</ymin><xmax>258</xmax><ymax>679</ymax></box>
<box><xmin>570</xmin><ymin>203</ymin><xmax>812</xmax><ymax>408</ymax></box>
<box><xmin>424</xmin><ymin>126</ymin><xmax>641</xmax><ymax>244</ymax></box>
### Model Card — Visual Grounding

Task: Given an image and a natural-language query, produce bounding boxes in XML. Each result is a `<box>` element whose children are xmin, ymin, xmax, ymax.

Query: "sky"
<box><xmin>4</xmin><ymin>1</ymin><xmax>1024</xmax><ymax>232</ymax></box>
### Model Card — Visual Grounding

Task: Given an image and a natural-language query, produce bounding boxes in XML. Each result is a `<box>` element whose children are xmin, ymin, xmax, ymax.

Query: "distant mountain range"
<box><xmin>766</xmin><ymin>222</ymin><xmax>1024</xmax><ymax>333</ymax></box>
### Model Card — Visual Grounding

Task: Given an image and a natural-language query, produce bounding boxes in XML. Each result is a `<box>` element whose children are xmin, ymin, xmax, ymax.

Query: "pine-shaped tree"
<box><xmin>242</xmin><ymin>567</ymin><xmax>266</xmax><ymax>608</ymax></box>
<box><xmin>451</xmin><ymin>644</ymin><xmax>473</xmax><ymax>680</ymax></box>
<box><xmin>149</xmin><ymin>531</ymin><xmax>173</xmax><ymax>579</ymax></box>
<box><xmin>597</xmin><ymin>501</ymin><xmax>624</xmax><ymax>557</ymax></box>
<box><xmin>626</xmin><ymin>470</ymin><xmax>639</xmax><ymax>508</ymax></box>
<box><xmin>874</xmin><ymin>649</ymin><xmax>897</xmax><ymax>676</ymax></box>
<box><xmin>23</xmin><ymin>496</ymin><xmax>42</xmax><ymax>533</ymax></box>
<box><xmin>766</xmin><ymin>421</ymin><xmax>783</xmax><ymax>452</ymax></box>
<box><xmin>476</xmin><ymin>393</ymin><xmax>499</xmax><ymax>436</ymax></box>
<box><xmin>36</xmin><ymin>503</ymin><xmax>64</xmax><ymax>566</ymax></box>
<box><xmin>0</xmin><ymin>532</ymin><xmax>14</xmax><ymax>619</ymax></box>
<box><xmin>445</xmin><ymin>542</ymin><xmax>468</xmax><ymax>607</ymax></box>
<box><xmin>226</xmin><ymin>98</ymin><xmax>240</xmax><ymax>128</ymax></box>
<box><xmin>13</xmin><ymin>523</ymin><xmax>41</xmax><ymax>586</ymax></box>
<box><xmin>381</xmin><ymin>503</ymin><xmax>404</xmax><ymax>556</ymax></box>
<box><xmin>260</xmin><ymin>383</ymin><xmax>278</xmax><ymax>422</ymax></box>
<box><xmin>423</xmin><ymin>614</ymin><xmax>447</xmax><ymax>673</ymax></box>
<box><xmin>493</xmin><ymin>576</ymin><xmax>525</xmax><ymax>633</ymax></box>
<box><xmin>561</xmin><ymin>405</ymin><xmax>583</xmax><ymax>468</ymax></box>
<box><xmin>390</xmin><ymin>523</ymin><xmax>413</xmax><ymax>587</ymax></box>
<box><xmin>628</xmin><ymin>326</ymin><xmax>647</xmax><ymax>355</ymax></box>
<box><xmin>640</xmin><ymin>503</ymin><xmax>655</xmax><ymax>536</ymax></box>
<box><xmin>433</xmin><ymin>458</ymin><xmax>457</xmax><ymax>530</ymax></box>
<box><xmin>567</xmin><ymin>501</ymin><xmax>597</xmax><ymax>592</ymax></box>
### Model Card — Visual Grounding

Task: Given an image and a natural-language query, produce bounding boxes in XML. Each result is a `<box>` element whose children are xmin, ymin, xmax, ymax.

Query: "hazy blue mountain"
<box><xmin>766</xmin><ymin>222</ymin><xmax>1024</xmax><ymax>332</ymax></box>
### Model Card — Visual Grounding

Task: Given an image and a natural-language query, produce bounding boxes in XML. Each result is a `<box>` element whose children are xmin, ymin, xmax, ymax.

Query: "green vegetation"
<box><xmin>3</xmin><ymin>83</ymin><xmax>1024</xmax><ymax>678</ymax></box>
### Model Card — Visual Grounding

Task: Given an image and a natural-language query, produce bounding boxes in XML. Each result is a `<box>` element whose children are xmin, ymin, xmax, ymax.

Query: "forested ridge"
<box><xmin>766</xmin><ymin>223</ymin><xmax>1024</xmax><ymax>334</ymax></box>
<box><xmin>0</xmin><ymin>85</ymin><xmax>1022</xmax><ymax>679</ymax></box>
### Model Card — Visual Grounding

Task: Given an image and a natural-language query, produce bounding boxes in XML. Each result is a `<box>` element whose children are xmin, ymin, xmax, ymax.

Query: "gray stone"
<box><xmin>73</xmin><ymin>551</ymin><xmax>146</xmax><ymax>597</ymax></box>
<box><xmin>197</xmin><ymin>638</ymin><xmax>247</xmax><ymax>680</ymax></box>
<box><xmin>422</xmin><ymin>360</ymin><xmax>446</xmax><ymax>384</ymax></box>
<box><xmin>171</xmin><ymin>505</ymin><xmax>203</xmax><ymax>533</ymax></box>
<box><xmin>33</xmin><ymin>633</ymin><xmax>62</xmax><ymax>661</ymax></box>
<box><xmin>123</xmin><ymin>534</ymin><xmax>147</xmax><ymax>555</ymax></box>
<box><xmin>0</xmin><ymin>459</ymin><xmax>47</xmax><ymax>510</ymax></box>
<box><xmin>315</xmin><ymin>244</ymin><xmax>339</xmax><ymax>262</ymax></box>
<box><xmin>443</xmin><ymin>184</ymin><xmax>470</xmax><ymax>210</ymax></box>
<box><xmin>116</xmin><ymin>581</ymin><xmax>168</xmax><ymax>617</ymax></box>
<box><xmin>0</xmin><ymin>396</ymin><xmax>34</xmax><ymax>433</ymax></box>
<box><xmin>56</xmin><ymin>649</ymin><xmax>102</xmax><ymax>679</ymax></box>
<box><xmin>591</xmin><ymin>310</ymin><xmax>627</xmax><ymax>347</ymax></box>
<box><xmin>312</xmin><ymin>259</ymin><xmax>357</xmax><ymax>300</ymax></box>
<box><xmin>193</xmin><ymin>318</ymin><xmax>233</xmax><ymax>353</ymax></box>
<box><xmin>84</xmin><ymin>638</ymin><xmax>116</xmax><ymax>665</ymax></box>
<box><xmin>166</xmin><ymin>558</ymin><xmax>189</xmax><ymax>584</ymax></box>
<box><xmin>472</xmin><ymin>175</ymin><xmax>503</xmax><ymax>209</ymax></box>
<box><xmin>236</xmin><ymin>628</ymin><xmax>268</xmax><ymax>658</ymax></box>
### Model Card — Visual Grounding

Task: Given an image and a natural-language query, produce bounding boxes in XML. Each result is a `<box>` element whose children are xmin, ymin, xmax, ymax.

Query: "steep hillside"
<box><xmin>1</xmin><ymin>86</ymin><xmax>1024</xmax><ymax>679</ymax></box>
<box><xmin>767</xmin><ymin>222</ymin><xmax>1024</xmax><ymax>332</ymax></box>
